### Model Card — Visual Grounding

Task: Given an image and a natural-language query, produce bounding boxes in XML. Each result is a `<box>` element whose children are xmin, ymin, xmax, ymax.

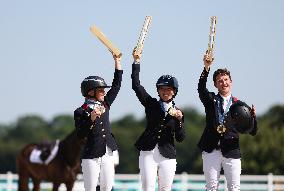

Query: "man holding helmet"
<box><xmin>74</xmin><ymin>54</ymin><xmax>122</xmax><ymax>191</ymax></box>
<box><xmin>131</xmin><ymin>47</ymin><xmax>185</xmax><ymax>191</ymax></box>
<box><xmin>197</xmin><ymin>52</ymin><xmax>257</xmax><ymax>191</ymax></box>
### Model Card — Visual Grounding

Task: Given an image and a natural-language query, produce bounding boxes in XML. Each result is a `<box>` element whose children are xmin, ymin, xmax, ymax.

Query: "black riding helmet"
<box><xmin>81</xmin><ymin>76</ymin><xmax>111</xmax><ymax>97</ymax></box>
<box><xmin>224</xmin><ymin>101</ymin><xmax>254</xmax><ymax>134</ymax></box>
<box><xmin>156</xmin><ymin>75</ymin><xmax>179</xmax><ymax>97</ymax></box>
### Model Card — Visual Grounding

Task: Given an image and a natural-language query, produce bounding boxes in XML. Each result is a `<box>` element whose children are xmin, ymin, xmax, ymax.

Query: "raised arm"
<box><xmin>131</xmin><ymin>47</ymin><xmax>152</xmax><ymax>106</ymax></box>
<box><xmin>198</xmin><ymin>52</ymin><xmax>214</xmax><ymax>105</ymax></box>
<box><xmin>114</xmin><ymin>53</ymin><xmax>122</xmax><ymax>70</ymax></box>
<box><xmin>203</xmin><ymin>50</ymin><xmax>214</xmax><ymax>72</ymax></box>
<box><xmin>105</xmin><ymin>53</ymin><xmax>123</xmax><ymax>106</ymax></box>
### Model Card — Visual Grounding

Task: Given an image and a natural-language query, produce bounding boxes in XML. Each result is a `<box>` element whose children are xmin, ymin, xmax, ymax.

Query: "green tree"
<box><xmin>7</xmin><ymin>115</ymin><xmax>50</xmax><ymax>142</ymax></box>
<box><xmin>1</xmin><ymin>104</ymin><xmax>284</xmax><ymax>174</ymax></box>
<box><xmin>49</xmin><ymin>115</ymin><xmax>75</xmax><ymax>139</ymax></box>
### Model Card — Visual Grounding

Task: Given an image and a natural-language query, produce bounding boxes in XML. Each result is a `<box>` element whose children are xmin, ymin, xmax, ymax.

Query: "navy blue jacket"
<box><xmin>197</xmin><ymin>68</ymin><xmax>257</xmax><ymax>158</ymax></box>
<box><xmin>131</xmin><ymin>64</ymin><xmax>185</xmax><ymax>159</ymax></box>
<box><xmin>74</xmin><ymin>69</ymin><xmax>123</xmax><ymax>159</ymax></box>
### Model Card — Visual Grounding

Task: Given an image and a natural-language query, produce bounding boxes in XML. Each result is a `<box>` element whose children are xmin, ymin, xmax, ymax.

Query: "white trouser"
<box><xmin>81</xmin><ymin>147</ymin><xmax>115</xmax><ymax>191</ymax></box>
<box><xmin>202</xmin><ymin>149</ymin><xmax>241</xmax><ymax>191</ymax></box>
<box><xmin>139</xmin><ymin>145</ymin><xmax>176</xmax><ymax>191</ymax></box>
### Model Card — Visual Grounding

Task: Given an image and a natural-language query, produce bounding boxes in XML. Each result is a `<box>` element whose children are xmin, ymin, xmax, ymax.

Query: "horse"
<box><xmin>16</xmin><ymin>130</ymin><xmax>85</xmax><ymax>191</ymax></box>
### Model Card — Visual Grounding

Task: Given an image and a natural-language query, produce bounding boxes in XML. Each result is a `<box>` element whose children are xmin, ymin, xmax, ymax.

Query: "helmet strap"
<box><xmin>159</xmin><ymin>96</ymin><xmax>174</xmax><ymax>103</ymax></box>
<box><xmin>85</xmin><ymin>98</ymin><xmax>101</xmax><ymax>104</ymax></box>
<box><xmin>88</xmin><ymin>95</ymin><xmax>96</xmax><ymax>99</ymax></box>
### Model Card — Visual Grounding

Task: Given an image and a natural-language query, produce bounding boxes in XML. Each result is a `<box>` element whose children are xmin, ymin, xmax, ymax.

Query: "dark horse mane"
<box><xmin>58</xmin><ymin>130</ymin><xmax>83</xmax><ymax>167</ymax></box>
<box><xmin>17</xmin><ymin>129</ymin><xmax>85</xmax><ymax>191</ymax></box>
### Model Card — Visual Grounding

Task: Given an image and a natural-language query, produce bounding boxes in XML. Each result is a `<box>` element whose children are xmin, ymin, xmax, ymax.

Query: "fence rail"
<box><xmin>1</xmin><ymin>172</ymin><xmax>284</xmax><ymax>191</ymax></box>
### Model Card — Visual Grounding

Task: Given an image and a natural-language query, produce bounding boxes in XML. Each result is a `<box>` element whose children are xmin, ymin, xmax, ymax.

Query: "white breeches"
<box><xmin>202</xmin><ymin>149</ymin><xmax>241</xmax><ymax>191</ymax></box>
<box><xmin>139</xmin><ymin>145</ymin><xmax>176</xmax><ymax>191</ymax></box>
<box><xmin>81</xmin><ymin>147</ymin><xmax>115</xmax><ymax>191</ymax></box>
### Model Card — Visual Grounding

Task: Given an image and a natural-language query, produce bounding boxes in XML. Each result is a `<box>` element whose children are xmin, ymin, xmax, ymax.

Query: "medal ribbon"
<box><xmin>217</xmin><ymin>96</ymin><xmax>232</xmax><ymax>124</ymax></box>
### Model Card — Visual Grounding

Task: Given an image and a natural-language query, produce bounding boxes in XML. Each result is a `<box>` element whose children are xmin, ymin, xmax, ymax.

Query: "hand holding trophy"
<box><xmin>133</xmin><ymin>47</ymin><xmax>142</xmax><ymax>63</ymax></box>
<box><xmin>204</xmin><ymin>16</ymin><xmax>217</xmax><ymax>71</ymax></box>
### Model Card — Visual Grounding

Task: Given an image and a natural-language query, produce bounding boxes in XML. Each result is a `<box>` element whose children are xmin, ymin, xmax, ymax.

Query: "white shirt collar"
<box><xmin>220</xmin><ymin>94</ymin><xmax>232</xmax><ymax>102</ymax></box>
<box><xmin>161</xmin><ymin>101</ymin><xmax>173</xmax><ymax>112</ymax></box>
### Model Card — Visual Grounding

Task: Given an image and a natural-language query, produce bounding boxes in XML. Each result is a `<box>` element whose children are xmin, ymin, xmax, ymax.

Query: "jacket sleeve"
<box><xmin>105</xmin><ymin>69</ymin><xmax>123</xmax><ymax>107</ymax></box>
<box><xmin>131</xmin><ymin>63</ymin><xmax>152</xmax><ymax>107</ymax></box>
<box><xmin>74</xmin><ymin>108</ymin><xmax>94</xmax><ymax>139</ymax></box>
<box><xmin>174</xmin><ymin>114</ymin><xmax>186</xmax><ymax>142</ymax></box>
<box><xmin>198</xmin><ymin>67</ymin><xmax>214</xmax><ymax>106</ymax></box>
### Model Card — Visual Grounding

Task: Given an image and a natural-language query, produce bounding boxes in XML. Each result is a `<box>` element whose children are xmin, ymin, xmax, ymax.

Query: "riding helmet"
<box><xmin>225</xmin><ymin>101</ymin><xmax>254</xmax><ymax>134</ymax></box>
<box><xmin>156</xmin><ymin>75</ymin><xmax>179</xmax><ymax>96</ymax></box>
<box><xmin>81</xmin><ymin>76</ymin><xmax>111</xmax><ymax>97</ymax></box>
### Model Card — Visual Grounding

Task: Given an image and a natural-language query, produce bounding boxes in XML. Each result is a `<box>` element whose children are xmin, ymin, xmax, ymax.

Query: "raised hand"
<box><xmin>113</xmin><ymin>52</ymin><xmax>122</xmax><ymax>70</ymax></box>
<box><xmin>132</xmin><ymin>47</ymin><xmax>142</xmax><ymax>63</ymax></box>
<box><xmin>203</xmin><ymin>50</ymin><xmax>214</xmax><ymax>71</ymax></box>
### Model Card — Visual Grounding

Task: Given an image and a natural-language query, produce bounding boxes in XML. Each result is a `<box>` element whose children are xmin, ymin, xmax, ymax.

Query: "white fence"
<box><xmin>1</xmin><ymin>172</ymin><xmax>284</xmax><ymax>191</ymax></box>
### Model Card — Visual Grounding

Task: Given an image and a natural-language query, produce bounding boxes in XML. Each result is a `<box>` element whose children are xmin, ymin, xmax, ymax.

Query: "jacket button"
<box><xmin>158</xmin><ymin>130</ymin><xmax>162</xmax><ymax>132</ymax></box>
<box><xmin>160</xmin><ymin>125</ymin><xmax>164</xmax><ymax>127</ymax></box>
<box><xmin>100</xmin><ymin>122</ymin><xmax>103</xmax><ymax>124</ymax></box>
<box><xmin>103</xmin><ymin>135</ymin><xmax>106</xmax><ymax>138</ymax></box>
<box><xmin>102</xmin><ymin>129</ymin><xmax>105</xmax><ymax>131</ymax></box>
<box><xmin>157</xmin><ymin>136</ymin><xmax>160</xmax><ymax>139</ymax></box>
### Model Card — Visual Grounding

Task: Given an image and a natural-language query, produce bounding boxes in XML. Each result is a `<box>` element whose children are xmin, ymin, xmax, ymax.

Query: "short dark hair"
<box><xmin>213</xmin><ymin>68</ymin><xmax>232</xmax><ymax>83</ymax></box>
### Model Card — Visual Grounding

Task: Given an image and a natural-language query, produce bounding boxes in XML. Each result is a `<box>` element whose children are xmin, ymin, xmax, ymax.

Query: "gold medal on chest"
<box><xmin>216</xmin><ymin>124</ymin><xmax>227</xmax><ymax>136</ymax></box>
<box><xmin>168</xmin><ymin>107</ymin><xmax>177</xmax><ymax>116</ymax></box>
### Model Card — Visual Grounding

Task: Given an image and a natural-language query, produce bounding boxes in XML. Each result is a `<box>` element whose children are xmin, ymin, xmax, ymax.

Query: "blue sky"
<box><xmin>0</xmin><ymin>0</ymin><xmax>283</xmax><ymax>123</ymax></box>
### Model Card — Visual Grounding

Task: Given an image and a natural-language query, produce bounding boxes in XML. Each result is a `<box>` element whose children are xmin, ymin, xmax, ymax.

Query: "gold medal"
<box><xmin>216</xmin><ymin>124</ymin><xmax>227</xmax><ymax>135</ymax></box>
<box><xmin>98</xmin><ymin>105</ymin><xmax>106</xmax><ymax>115</ymax></box>
<box><xmin>168</xmin><ymin>107</ymin><xmax>177</xmax><ymax>116</ymax></box>
<box><xmin>90</xmin><ymin>102</ymin><xmax>106</xmax><ymax>115</ymax></box>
